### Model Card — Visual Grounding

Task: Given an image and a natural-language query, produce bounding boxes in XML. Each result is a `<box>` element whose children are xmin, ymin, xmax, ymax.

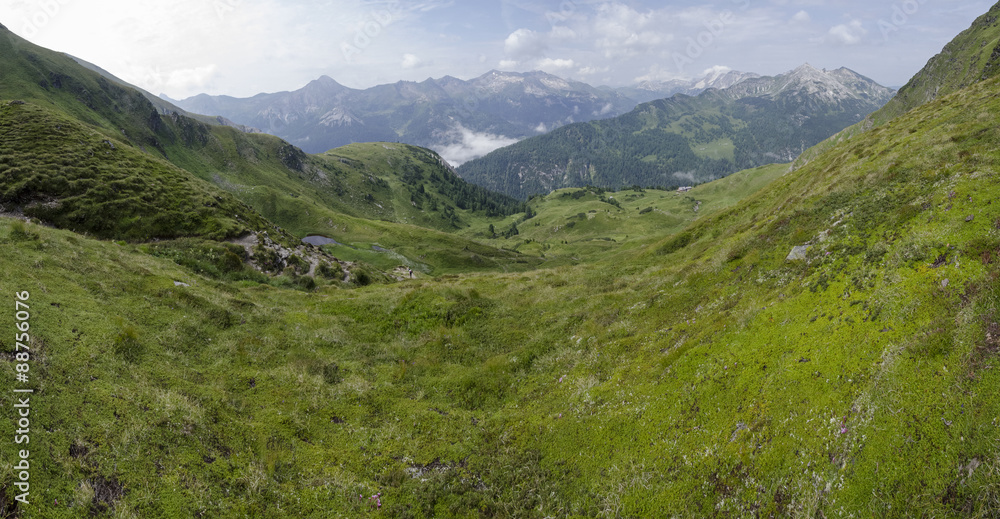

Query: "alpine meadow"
<box><xmin>2</xmin><ymin>2</ymin><xmax>1000</xmax><ymax>518</ymax></box>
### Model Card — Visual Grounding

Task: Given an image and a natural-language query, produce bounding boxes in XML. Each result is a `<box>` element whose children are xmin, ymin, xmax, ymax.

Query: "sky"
<box><xmin>0</xmin><ymin>0</ymin><xmax>994</xmax><ymax>99</ymax></box>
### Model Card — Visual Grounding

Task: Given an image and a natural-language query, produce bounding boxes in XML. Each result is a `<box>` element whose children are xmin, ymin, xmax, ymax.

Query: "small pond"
<box><xmin>301</xmin><ymin>235</ymin><xmax>342</xmax><ymax>247</ymax></box>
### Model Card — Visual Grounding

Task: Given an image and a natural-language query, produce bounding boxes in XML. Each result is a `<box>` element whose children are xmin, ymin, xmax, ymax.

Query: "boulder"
<box><xmin>786</xmin><ymin>245</ymin><xmax>810</xmax><ymax>261</ymax></box>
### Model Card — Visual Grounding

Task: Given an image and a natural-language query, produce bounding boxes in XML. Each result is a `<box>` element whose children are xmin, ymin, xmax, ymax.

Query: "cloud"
<box><xmin>791</xmin><ymin>10</ymin><xmax>811</xmax><ymax>24</ymax></box>
<box><xmin>537</xmin><ymin>57</ymin><xmax>575</xmax><ymax>69</ymax></box>
<box><xmin>591</xmin><ymin>3</ymin><xmax>670</xmax><ymax>58</ymax></box>
<box><xmin>549</xmin><ymin>25</ymin><xmax>577</xmax><ymax>41</ymax></box>
<box><xmin>594</xmin><ymin>103</ymin><xmax>614</xmax><ymax>116</ymax></box>
<box><xmin>504</xmin><ymin>28</ymin><xmax>547</xmax><ymax>59</ymax></box>
<box><xmin>701</xmin><ymin>65</ymin><xmax>732</xmax><ymax>77</ymax></box>
<box><xmin>672</xmin><ymin>170</ymin><xmax>699</xmax><ymax>184</ymax></box>
<box><xmin>118</xmin><ymin>63</ymin><xmax>219</xmax><ymax>95</ymax></box>
<box><xmin>828</xmin><ymin>20</ymin><xmax>866</xmax><ymax>45</ymax></box>
<box><xmin>577</xmin><ymin>66</ymin><xmax>609</xmax><ymax>76</ymax></box>
<box><xmin>498</xmin><ymin>59</ymin><xmax>519</xmax><ymax>69</ymax></box>
<box><xmin>401</xmin><ymin>53</ymin><xmax>426</xmax><ymax>69</ymax></box>
<box><xmin>434</xmin><ymin>124</ymin><xmax>520</xmax><ymax>166</ymax></box>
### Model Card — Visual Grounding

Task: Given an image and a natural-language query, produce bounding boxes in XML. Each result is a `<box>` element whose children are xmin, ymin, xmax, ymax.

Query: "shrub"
<box><xmin>8</xmin><ymin>220</ymin><xmax>38</xmax><ymax>242</ymax></box>
<box><xmin>352</xmin><ymin>269</ymin><xmax>373</xmax><ymax>287</ymax></box>
<box><xmin>296</xmin><ymin>275</ymin><xmax>316</xmax><ymax>291</ymax></box>
<box><xmin>286</xmin><ymin>253</ymin><xmax>308</xmax><ymax>275</ymax></box>
<box><xmin>252</xmin><ymin>245</ymin><xmax>282</xmax><ymax>272</ymax></box>
<box><xmin>317</xmin><ymin>261</ymin><xmax>344</xmax><ymax>280</ymax></box>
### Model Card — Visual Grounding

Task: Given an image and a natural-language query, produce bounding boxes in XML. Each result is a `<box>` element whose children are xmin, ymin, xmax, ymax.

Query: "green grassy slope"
<box><xmin>0</xmin><ymin>25</ymin><xmax>535</xmax><ymax>276</ymax></box>
<box><xmin>5</xmin><ymin>54</ymin><xmax>1000</xmax><ymax>519</ymax></box>
<box><xmin>0</xmin><ymin>100</ymin><xmax>265</xmax><ymax>241</ymax></box>
<box><xmin>316</xmin><ymin>143</ymin><xmax>524</xmax><ymax>229</ymax></box>
<box><xmin>456</xmin><ymin>163</ymin><xmax>790</xmax><ymax>263</ymax></box>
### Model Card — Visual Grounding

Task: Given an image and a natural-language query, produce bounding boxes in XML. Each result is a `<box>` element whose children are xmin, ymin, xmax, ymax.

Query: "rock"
<box><xmin>966</xmin><ymin>215</ymin><xmax>975</xmax><ymax>222</ymax></box>
<box><xmin>174</xmin><ymin>281</ymin><xmax>191</xmax><ymax>287</ymax></box>
<box><xmin>786</xmin><ymin>245</ymin><xmax>810</xmax><ymax>261</ymax></box>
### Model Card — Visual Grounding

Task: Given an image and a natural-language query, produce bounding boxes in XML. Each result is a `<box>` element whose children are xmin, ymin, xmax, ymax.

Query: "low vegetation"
<box><xmin>4</xmin><ymin>70</ymin><xmax>1000</xmax><ymax>517</ymax></box>
<box><xmin>5</xmin><ymin>8</ymin><xmax>1000</xmax><ymax>517</ymax></box>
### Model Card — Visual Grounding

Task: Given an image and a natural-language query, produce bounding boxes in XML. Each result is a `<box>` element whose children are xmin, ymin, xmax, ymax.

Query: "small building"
<box><xmin>677</xmin><ymin>186</ymin><xmax>693</xmax><ymax>193</ymax></box>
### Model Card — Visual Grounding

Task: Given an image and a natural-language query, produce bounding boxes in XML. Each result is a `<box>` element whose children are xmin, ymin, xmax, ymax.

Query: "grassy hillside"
<box><xmin>0</xmin><ymin>100</ymin><xmax>261</xmax><ymax>241</ymax></box>
<box><xmin>5</xmin><ymin>52</ymin><xmax>1000</xmax><ymax>519</ymax></box>
<box><xmin>0</xmin><ymin>25</ymin><xmax>533</xmax><ymax>276</ymax></box>
<box><xmin>316</xmin><ymin>143</ymin><xmax>524</xmax><ymax>229</ymax></box>
<box><xmin>457</xmin><ymin>163</ymin><xmax>789</xmax><ymax>263</ymax></box>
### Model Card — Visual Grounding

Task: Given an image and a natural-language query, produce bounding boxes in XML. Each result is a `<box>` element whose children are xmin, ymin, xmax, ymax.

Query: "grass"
<box><xmin>4</xmin><ymin>72</ymin><xmax>1000</xmax><ymax>517</ymax></box>
<box><xmin>7</xmin><ymin>11</ymin><xmax>1000</xmax><ymax>517</ymax></box>
<box><xmin>0</xmin><ymin>26</ymin><xmax>534</xmax><ymax>277</ymax></box>
<box><xmin>0</xmin><ymin>101</ymin><xmax>261</xmax><ymax>241</ymax></box>
<box><xmin>457</xmin><ymin>163</ymin><xmax>789</xmax><ymax>263</ymax></box>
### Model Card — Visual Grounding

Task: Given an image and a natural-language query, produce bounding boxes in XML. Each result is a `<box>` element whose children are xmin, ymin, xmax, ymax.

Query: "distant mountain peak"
<box><xmin>722</xmin><ymin>64</ymin><xmax>893</xmax><ymax>104</ymax></box>
<box><xmin>309</xmin><ymin>75</ymin><xmax>345</xmax><ymax>88</ymax></box>
<box><xmin>627</xmin><ymin>69</ymin><xmax>759</xmax><ymax>102</ymax></box>
<box><xmin>171</xmin><ymin>68</ymin><xmax>638</xmax><ymax>160</ymax></box>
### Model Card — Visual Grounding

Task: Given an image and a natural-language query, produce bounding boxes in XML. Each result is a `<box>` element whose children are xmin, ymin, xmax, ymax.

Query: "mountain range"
<box><xmin>457</xmin><ymin>64</ymin><xmax>895</xmax><ymax>199</ymax></box>
<box><xmin>6</xmin><ymin>2</ymin><xmax>1000</xmax><ymax>516</ymax></box>
<box><xmin>165</xmin><ymin>68</ymin><xmax>764</xmax><ymax>166</ymax></box>
<box><xmin>613</xmin><ymin>68</ymin><xmax>762</xmax><ymax>103</ymax></box>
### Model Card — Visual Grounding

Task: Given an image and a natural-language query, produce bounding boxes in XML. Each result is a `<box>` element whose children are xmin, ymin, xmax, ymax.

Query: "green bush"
<box><xmin>8</xmin><ymin>220</ymin><xmax>38</xmax><ymax>242</ymax></box>
<box><xmin>352</xmin><ymin>268</ymin><xmax>373</xmax><ymax>287</ymax></box>
<box><xmin>317</xmin><ymin>261</ymin><xmax>344</xmax><ymax>280</ymax></box>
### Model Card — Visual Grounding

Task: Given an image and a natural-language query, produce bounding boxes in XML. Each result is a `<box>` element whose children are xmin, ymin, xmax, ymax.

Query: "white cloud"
<box><xmin>164</xmin><ymin>65</ymin><xmax>218</xmax><ymax>93</ymax></box>
<box><xmin>549</xmin><ymin>25</ymin><xmax>577</xmax><ymax>41</ymax></box>
<box><xmin>701</xmin><ymin>65</ymin><xmax>732</xmax><ymax>77</ymax></box>
<box><xmin>0</xmin><ymin>0</ymin><xmax>984</xmax><ymax>102</ymax></box>
<box><xmin>591</xmin><ymin>3</ymin><xmax>671</xmax><ymax>58</ymax></box>
<box><xmin>401</xmin><ymin>53</ymin><xmax>426</xmax><ymax>69</ymax></box>
<box><xmin>578</xmin><ymin>66</ymin><xmax>609</xmax><ymax>76</ymax></box>
<box><xmin>594</xmin><ymin>103</ymin><xmax>614</xmax><ymax>116</ymax></box>
<box><xmin>504</xmin><ymin>28</ymin><xmax>547</xmax><ymax>59</ymax></box>
<box><xmin>537</xmin><ymin>58</ymin><xmax>575</xmax><ymax>69</ymax></box>
<box><xmin>828</xmin><ymin>20</ymin><xmax>867</xmax><ymax>45</ymax></box>
<box><xmin>634</xmin><ymin>64</ymin><xmax>684</xmax><ymax>83</ymax></box>
<box><xmin>535</xmin><ymin>122</ymin><xmax>548</xmax><ymax>133</ymax></box>
<box><xmin>435</xmin><ymin>124</ymin><xmax>520</xmax><ymax>166</ymax></box>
